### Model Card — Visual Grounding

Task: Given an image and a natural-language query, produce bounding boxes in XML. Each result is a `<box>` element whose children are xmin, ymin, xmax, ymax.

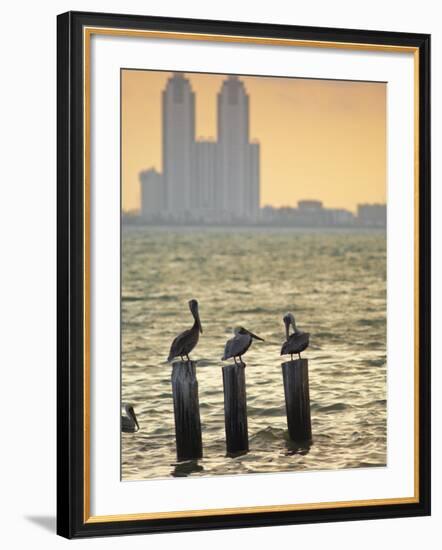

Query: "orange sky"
<box><xmin>122</xmin><ymin>70</ymin><xmax>386</xmax><ymax>213</ymax></box>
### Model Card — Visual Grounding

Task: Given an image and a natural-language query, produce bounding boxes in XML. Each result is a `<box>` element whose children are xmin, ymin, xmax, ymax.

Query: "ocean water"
<box><xmin>121</xmin><ymin>226</ymin><xmax>386</xmax><ymax>480</ymax></box>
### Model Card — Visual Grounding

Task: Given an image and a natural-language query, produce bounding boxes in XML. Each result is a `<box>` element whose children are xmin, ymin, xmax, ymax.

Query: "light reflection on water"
<box><xmin>121</xmin><ymin>226</ymin><xmax>386</xmax><ymax>480</ymax></box>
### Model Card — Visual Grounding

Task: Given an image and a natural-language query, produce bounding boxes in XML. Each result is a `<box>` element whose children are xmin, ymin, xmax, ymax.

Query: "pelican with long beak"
<box><xmin>167</xmin><ymin>299</ymin><xmax>203</xmax><ymax>363</ymax></box>
<box><xmin>121</xmin><ymin>403</ymin><xmax>140</xmax><ymax>433</ymax></box>
<box><xmin>222</xmin><ymin>326</ymin><xmax>264</xmax><ymax>365</ymax></box>
<box><xmin>281</xmin><ymin>312</ymin><xmax>310</xmax><ymax>360</ymax></box>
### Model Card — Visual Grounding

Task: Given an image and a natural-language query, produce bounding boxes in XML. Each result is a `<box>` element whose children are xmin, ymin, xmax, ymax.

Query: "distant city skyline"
<box><xmin>146</xmin><ymin>73</ymin><xmax>260</xmax><ymax>223</ymax></box>
<box><xmin>122</xmin><ymin>70</ymin><xmax>386</xmax><ymax>213</ymax></box>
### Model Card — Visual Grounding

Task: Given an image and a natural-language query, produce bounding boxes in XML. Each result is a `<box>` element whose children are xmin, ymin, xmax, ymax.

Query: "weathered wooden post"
<box><xmin>222</xmin><ymin>363</ymin><xmax>249</xmax><ymax>455</ymax></box>
<box><xmin>171</xmin><ymin>361</ymin><xmax>203</xmax><ymax>461</ymax></box>
<box><xmin>281</xmin><ymin>359</ymin><xmax>312</xmax><ymax>443</ymax></box>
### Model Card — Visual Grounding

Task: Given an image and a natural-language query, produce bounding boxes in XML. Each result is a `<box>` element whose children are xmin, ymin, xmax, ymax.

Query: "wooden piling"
<box><xmin>222</xmin><ymin>363</ymin><xmax>249</xmax><ymax>455</ymax></box>
<box><xmin>281</xmin><ymin>359</ymin><xmax>312</xmax><ymax>443</ymax></box>
<box><xmin>171</xmin><ymin>361</ymin><xmax>203</xmax><ymax>461</ymax></box>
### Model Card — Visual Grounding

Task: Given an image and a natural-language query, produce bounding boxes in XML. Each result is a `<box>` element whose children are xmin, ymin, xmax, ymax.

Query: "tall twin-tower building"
<box><xmin>140</xmin><ymin>73</ymin><xmax>260</xmax><ymax>223</ymax></box>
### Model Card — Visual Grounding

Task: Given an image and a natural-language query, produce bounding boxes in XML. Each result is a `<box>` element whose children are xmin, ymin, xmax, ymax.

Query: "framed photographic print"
<box><xmin>57</xmin><ymin>11</ymin><xmax>431</xmax><ymax>538</ymax></box>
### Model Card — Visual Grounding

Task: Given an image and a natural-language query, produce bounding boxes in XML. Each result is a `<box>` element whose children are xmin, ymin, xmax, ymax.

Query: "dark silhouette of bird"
<box><xmin>281</xmin><ymin>312</ymin><xmax>310</xmax><ymax>360</ymax></box>
<box><xmin>121</xmin><ymin>403</ymin><xmax>140</xmax><ymax>433</ymax></box>
<box><xmin>222</xmin><ymin>326</ymin><xmax>264</xmax><ymax>365</ymax></box>
<box><xmin>167</xmin><ymin>299</ymin><xmax>203</xmax><ymax>363</ymax></box>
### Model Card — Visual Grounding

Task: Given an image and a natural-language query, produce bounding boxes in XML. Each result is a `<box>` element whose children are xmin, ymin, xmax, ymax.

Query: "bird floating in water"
<box><xmin>121</xmin><ymin>403</ymin><xmax>140</xmax><ymax>433</ymax></box>
<box><xmin>167</xmin><ymin>299</ymin><xmax>203</xmax><ymax>363</ymax></box>
<box><xmin>280</xmin><ymin>312</ymin><xmax>310</xmax><ymax>360</ymax></box>
<box><xmin>222</xmin><ymin>326</ymin><xmax>264</xmax><ymax>365</ymax></box>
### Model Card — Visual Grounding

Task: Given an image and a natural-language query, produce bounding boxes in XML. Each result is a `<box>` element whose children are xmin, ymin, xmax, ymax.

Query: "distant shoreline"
<box><xmin>122</xmin><ymin>223</ymin><xmax>385</xmax><ymax>233</ymax></box>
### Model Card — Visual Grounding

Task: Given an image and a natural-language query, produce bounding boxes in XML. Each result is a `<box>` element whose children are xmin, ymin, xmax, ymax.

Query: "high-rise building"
<box><xmin>139</xmin><ymin>73</ymin><xmax>260</xmax><ymax>224</ymax></box>
<box><xmin>162</xmin><ymin>73</ymin><xmax>195</xmax><ymax>220</ymax></box>
<box><xmin>298</xmin><ymin>200</ymin><xmax>323</xmax><ymax>211</ymax></box>
<box><xmin>357</xmin><ymin>203</ymin><xmax>387</xmax><ymax>227</ymax></box>
<box><xmin>246</xmin><ymin>141</ymin><xmax>260</xmax><ymax>220</ymax></box>
<box><xmin>140</xmin><ymin>168</ymin><xmax>164</xmax><ymax>220</ymax></box>
<box><xmin>193</xmin><ymin>138</ymin><xmax>218</xmax><ymax>222</ymax></box>
<box><xmin>217</xmin><ymin>75</ymin><xmax>260</xmax><ymax>221</ymax></box>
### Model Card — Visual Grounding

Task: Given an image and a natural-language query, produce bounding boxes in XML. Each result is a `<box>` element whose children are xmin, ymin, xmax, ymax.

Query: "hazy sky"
<box><xmin>122</xmin><ymin>70</ymin><xmax>386</xmax><ymax>213</ymax></box>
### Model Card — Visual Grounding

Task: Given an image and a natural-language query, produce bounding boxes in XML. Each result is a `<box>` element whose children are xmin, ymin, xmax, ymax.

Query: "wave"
<box><xmin>356</xmin><ymin>318</ymin><xmax>385</xmax><ymax>327</ymax></box>
<box><xmin>230</xmin><ymin>306</ymin><xmax>273</xmax><ymax>315</ymax></box>
<box><xmin>247</xmin><ymin>405</ymin><xmax>286</xmax><ymax>417</ymax></box>
<box><xmin>314</xmin><ymin>331</ymin><xmax>339</xmax><ymax>339</ymax></box>
<box><xmin>250</xmin><ymin>426</ymin><xmax>286</xmax><ymax>444</ymax></box>
<box><xmin>355</xmin><ymin>462</ymin><xmax>386</xmax><ymax>468</ymax></box>
<box><xmin>312</xmin><ymin>402</ymin><xmax>351</xmax><ymax>413</ymax></box>
<box><xmin>355</xmin><ymin>398</ymin><xmax>386</xmax><ymax>408</ymax></box>
<box><xmin>139</xmin><ymin>294</ymin><xmax>178</xmax><ymax>303</ymax></box>
<box><xmin>122</xmin><ymin>295</ymin><xmax>144</xmax><ymax>302</ymax></box>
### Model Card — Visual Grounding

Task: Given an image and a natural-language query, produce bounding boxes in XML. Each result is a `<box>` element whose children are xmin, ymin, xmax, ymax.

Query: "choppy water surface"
<box><xmin>121</xmin><ymin>227</ymin><xmax>386</xmax><ymax>480</ymax></box>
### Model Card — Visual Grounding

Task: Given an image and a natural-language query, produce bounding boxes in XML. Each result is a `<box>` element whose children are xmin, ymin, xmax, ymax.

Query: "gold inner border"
<box><xmin>82</xmin><ymin>26</ymin><xmax>420</xmax><ymax>524</ymax></box>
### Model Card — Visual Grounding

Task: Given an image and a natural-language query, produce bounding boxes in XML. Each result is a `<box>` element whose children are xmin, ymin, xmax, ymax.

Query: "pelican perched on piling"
<box><xmin>222</xmin><ymin>326</ymin><xmax>264</xmax><ymax>365</ymax></box>
<box><xmin>121</xmin><ymin>403</ymin><xmax>139</xmax><ymax>433</ymax></box>
<box><xmin>167</xmin><ymin>299</ymin><xmax>203</xmax><ymax>363</ymax></box>
<box><xmin>281</xmin><ymin>312</ymin><xmax>310</xmax><ymax>360</ymax></box>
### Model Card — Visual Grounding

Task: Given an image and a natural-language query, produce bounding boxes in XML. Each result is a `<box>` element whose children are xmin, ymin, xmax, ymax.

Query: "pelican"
<box><xmin>222</xmin><ymin>326</ymin><xmax>264</xmax><ymax>365</ymax></box>
<box><xmin>121</xmin><ymin>403</ymin><xmax>139</xmax><ymax>433</ymax></box>
<box><xmin>280</xmin><ymin>312</ymin><xmax>310</xmax><ymax>360</ymax></box>
<box><xmin>167</xmin><ymin>299</ymin><xmax>203</xmax><ymax>363</ymax></box>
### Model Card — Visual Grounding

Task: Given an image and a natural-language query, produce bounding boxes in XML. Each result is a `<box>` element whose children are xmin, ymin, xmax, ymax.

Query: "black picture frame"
<box><xmin>57</xmin><ymin>10</ymin><xmax>431</xmax><ymax>539</ymax></box>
